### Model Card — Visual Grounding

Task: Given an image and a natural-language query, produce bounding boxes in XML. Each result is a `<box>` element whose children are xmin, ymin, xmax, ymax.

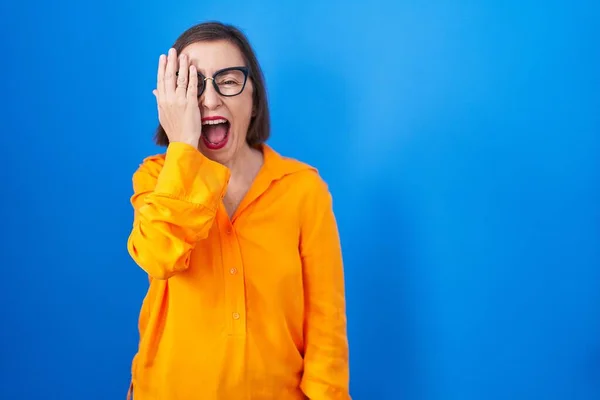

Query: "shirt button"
<box><xmin>229</xmin><ymin>267</ymin><xmax>237</xmax><ymax>275</ymax></box>
<box><xmin>226</xmin><ymin>227</ymin><xmax>232</xmax><ymax>235</ymax></box>
<box><xmin>232</xmin><ymin>312</ymin><xmax>240</xmax><ymax>320</ymax></box>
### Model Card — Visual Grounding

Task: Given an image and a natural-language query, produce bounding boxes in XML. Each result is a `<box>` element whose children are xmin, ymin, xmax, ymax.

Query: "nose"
<box><xmin>200</xmin><ymin>78</ymin><xmax>222</xmax><ymax>110</ymax></box>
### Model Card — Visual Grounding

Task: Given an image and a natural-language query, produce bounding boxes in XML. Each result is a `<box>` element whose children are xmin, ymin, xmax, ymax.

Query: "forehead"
<box><xmin>181</xmin><ymin>40</ymin><xmax>246</xmax><ymax>75</ymax></box>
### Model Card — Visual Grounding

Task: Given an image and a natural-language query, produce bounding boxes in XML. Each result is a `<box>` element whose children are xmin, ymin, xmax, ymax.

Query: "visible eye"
<box><xmin>217</xmin><ymin>77</ymin><xmax>241</xmax><ymax>86</ymax></box>
<box><xmin>215</xmin><ymin>69</ymin><xmax>245</xmax><ymax>86</ymax></box>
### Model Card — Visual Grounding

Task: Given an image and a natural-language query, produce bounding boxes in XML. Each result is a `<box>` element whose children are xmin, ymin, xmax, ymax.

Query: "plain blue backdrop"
<box><xmin>1</xmin><ymin>0</ymin><xmax>599</xmax><ymax>399</ymax></box>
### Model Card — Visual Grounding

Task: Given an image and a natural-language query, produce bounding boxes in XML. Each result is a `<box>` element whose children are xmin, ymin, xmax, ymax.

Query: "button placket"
<box><xmin>219</xmin><ymin>217</ymin><xmax>246</xmax><ymax>336</ymax></box>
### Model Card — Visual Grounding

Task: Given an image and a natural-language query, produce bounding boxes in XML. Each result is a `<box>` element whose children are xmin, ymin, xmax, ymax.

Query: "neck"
<box><xmin>225</xmin><ymin>143</ymin><xmax>263</xmax><ymax>181</ymax></box>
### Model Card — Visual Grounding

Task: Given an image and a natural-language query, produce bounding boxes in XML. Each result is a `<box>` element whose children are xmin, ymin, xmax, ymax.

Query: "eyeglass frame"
<box><xmin>176</xmin><ymin>66</ymin><xmax>250</xmax><ymax>97</ymax></box>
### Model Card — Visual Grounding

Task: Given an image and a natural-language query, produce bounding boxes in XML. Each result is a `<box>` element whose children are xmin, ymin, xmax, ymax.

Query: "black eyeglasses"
<box><xmin>177</xmin><ymin>66</ymin><xmax>249</xmax><ymax>97</ymax></box>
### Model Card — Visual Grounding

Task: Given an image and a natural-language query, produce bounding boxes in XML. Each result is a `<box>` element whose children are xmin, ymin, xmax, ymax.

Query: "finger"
<box><xmin>175</xmin><ymin>54</ymin><xmax>189</xmax><ymax>98</ymax></box>
<box><xmin>156</xmin><ymin>54</ymin><xmax>166</xmax><ymax>98</ymax></box>
<box><xmin>152</xmin><ymin>89</ymin><xmax>160</xmax><ymax>114</ymax></box>
<box><xmin>187</xmin><ymin>65</ymin><xmax>198</xmax><ymax>102</ymax></box>
<box><xmin>164</xmin><ymin>48</ymin><xmax>177</xmax><ymax>96</ymax></box>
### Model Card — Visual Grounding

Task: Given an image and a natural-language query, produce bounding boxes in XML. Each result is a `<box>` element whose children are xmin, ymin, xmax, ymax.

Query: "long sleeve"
<box><xmin>127</xmin><ymin>142</ymin><xmax>230</xmax><ymax>280</ymax></box>
<box><xmin>299</xmin><ymin>174</ymin><xmax>351</xmax><ymax>400</ymax></box>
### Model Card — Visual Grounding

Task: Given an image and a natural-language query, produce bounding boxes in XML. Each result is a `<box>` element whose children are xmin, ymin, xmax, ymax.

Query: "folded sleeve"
<box><xmin>127</xmin><ymin>142</ymin><xmax>230</xmax><ymax>280</ymax></box>
<box><xmin>299</xmin><ymin>173</ymin><xmax>351</xmax><ymax>400</ymax></box>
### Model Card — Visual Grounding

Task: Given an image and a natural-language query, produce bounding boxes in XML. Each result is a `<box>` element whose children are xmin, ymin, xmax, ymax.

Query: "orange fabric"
<box><xmin>126</xmin><ymin>142</ymin><xmax>350</xmax><ymax>400</ymax></box>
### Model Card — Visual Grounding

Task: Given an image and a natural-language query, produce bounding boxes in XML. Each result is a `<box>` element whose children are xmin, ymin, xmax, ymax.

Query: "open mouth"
<box><xmin>201</xmin><ymin>118</ymin><xmax>230</xmax><ymax>150</ymax></box>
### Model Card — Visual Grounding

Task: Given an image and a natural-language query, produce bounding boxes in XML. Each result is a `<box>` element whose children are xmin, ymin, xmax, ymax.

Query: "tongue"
<box><xmin>203</xmin><ymin>124</ymin><xmax>228</xmax><ymax>144</ymax></box>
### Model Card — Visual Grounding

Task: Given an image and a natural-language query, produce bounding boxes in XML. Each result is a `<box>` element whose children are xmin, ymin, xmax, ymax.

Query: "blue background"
<box><xmin>1</xmin><ymin>1</ymin><xmax>599</xmax><ymax>399</ymax></box>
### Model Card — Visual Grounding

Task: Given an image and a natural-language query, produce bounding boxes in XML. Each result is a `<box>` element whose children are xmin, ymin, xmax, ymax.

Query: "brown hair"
<box><xmin>153</xmin><ymin>21</ymin><xmax>270</xmax><ymax>148</ymax></box>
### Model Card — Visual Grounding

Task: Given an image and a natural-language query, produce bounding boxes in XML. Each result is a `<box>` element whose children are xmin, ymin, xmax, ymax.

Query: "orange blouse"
<box><xmin>126</xmin><ymin>142</ymin><xmax>350</xmax><ymax>400</ymax></box>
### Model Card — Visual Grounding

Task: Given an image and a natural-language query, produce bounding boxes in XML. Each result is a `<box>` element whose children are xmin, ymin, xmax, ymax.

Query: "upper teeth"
<box><xmin>203</xmin><ymin>119</ymin><xmax>228</xmax><ymax>125</ymax></box>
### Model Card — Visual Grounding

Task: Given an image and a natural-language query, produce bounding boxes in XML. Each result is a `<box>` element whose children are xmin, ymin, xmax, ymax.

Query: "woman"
<box><xmin>126</xmin><ymin>21</ymin><xmax>350</xmax><ymax>400</ymax></box>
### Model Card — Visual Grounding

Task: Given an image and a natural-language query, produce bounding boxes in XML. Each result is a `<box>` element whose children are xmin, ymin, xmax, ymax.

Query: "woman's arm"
<box><xmin>299</xmin><ymin>173</ymin><xmax>351</xmax><ymax>400</ymax></box>
<box><xmin>127</xmin><ymin>142</ymin><xmax>230</xmax><ymax>280</ymax></box>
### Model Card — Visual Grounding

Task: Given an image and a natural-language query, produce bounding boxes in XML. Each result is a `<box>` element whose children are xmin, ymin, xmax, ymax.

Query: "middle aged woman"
<box><xmin>126</xmin><ymin>21</ymin><xmax>351</xmax><ymax>400</ymax></box>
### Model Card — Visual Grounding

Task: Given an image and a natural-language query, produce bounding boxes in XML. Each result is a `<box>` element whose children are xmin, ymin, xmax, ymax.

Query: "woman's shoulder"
<box><xmin>266</xmin><ymin>148</ymin><xmax>331</xmax><ymax>200</ymax></box>
<box><xmin>273</xmin><ymin>155</ymin><xmax>335</xmax><ymax>219</ymax></box>
<box><xmin>130</xmin><ymin>151</ymin><xmax>167</xmax><ymax>190</ymax></box>
<box><xmin>136</xmin><ymin>152</ymin><xmax>166</xmax><ymax>175</ymax></box>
